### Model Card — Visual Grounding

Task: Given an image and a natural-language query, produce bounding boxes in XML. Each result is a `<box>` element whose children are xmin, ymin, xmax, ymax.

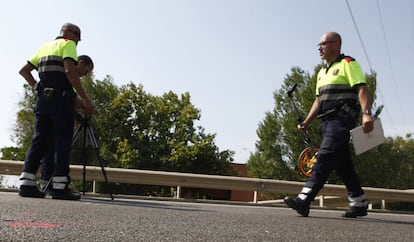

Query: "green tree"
<box><xmin>354</xmin><ymin>135</ymin><xmax>414</xmax><ymax>189</ymax></box>
<box><xmin>102</xmin><ymin>82</ymin><xmax>233</xmax><ymax>175</ymax></box>
<box><xmin>4</xmin><ymin>75</ymin><xmax>233</xmax><ymax>196</ymax></box>
<box><xmin>248</xmin><ymin>66</ymin><xmax>319</xmax><ymax>181</ymax></box>
<box><xmin>1</xmin><ymin>147</ymin><xmax>23</xmax><ymax>161</ymax></box>
<box><xmin>70</xmin><ymin>75</ymin><xmax>121</xmax><ymax>168</ymax></box>
<box><xmin>5</xmin><ymin>75</ymin><xmax>233</xmax><ymax>177</ymax></box>
<box><xmin>1</xmin><ymin>84</ymin><xmax>35</xmax><ymax>161</ymax></box>
<box><xmin>72</xmin><ymin>79</ymin><xmax>233</xmax><ymax>196</ymax></box>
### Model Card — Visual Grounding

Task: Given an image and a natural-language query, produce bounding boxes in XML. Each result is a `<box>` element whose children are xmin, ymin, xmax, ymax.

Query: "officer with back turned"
<box><xmin>39</xmin><ymin>55</ymin><xmax>95</xmax><ymax>191</ymax></box>
<box><xmin>18</xmin><ymin>23</ymin><xmax>94</xmax><ymax>200</ymax></box>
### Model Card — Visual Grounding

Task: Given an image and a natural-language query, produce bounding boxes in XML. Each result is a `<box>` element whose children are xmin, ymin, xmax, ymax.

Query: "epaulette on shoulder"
<box><xmin>342</xmin><ymin>56</ymin><xmax>355</xmax><ymax>63</ymax></box>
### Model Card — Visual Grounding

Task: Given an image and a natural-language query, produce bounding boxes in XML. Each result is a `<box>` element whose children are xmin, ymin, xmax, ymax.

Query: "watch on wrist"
<box><xmin>363</xmin><ymin>109</ymin><xmax>372</xmax><ymax>116</ymax></box>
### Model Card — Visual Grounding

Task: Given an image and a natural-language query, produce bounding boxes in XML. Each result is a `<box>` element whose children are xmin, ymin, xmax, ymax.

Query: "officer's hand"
<box><xmin>297</xmin><ymin>122</ymin><xmax>308</xmax><ymax>135</ymax></box>
<box><xmin>362</xmin><ymin>114</ymin><xmax>374</xmax><ymax>133</ymax></box>
<box><xmin>82</xmin><ymin>98</ymin><xmax>95</xmax><ymax>116</ymax></box>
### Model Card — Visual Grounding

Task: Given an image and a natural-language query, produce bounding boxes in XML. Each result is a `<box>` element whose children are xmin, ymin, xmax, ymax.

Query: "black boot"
<box><xmin>50</xmin><ymin>176</ymin><xmax>80</xmax><ymax>200</ymax></box>
<box><xmin>19</xmin><ymin>185</ymin><xmax>46</xmax><ymax>198</ymax></box>
<box><xmin>19</xmin><ymin>172</ymin><xmax>45</xmax><ymax>198</ymax></box>
<box><xmin>50</xmin><ymin>188</ymin><xmax>81</xmax><ymax>200</ymax></box>
<box><xmin>343</xmin><ymin>194</ymin><xmax>368</xmax><ymax>218</ymax></box>
<box><xmin>284</xmin><ymin>196</ymin><xmax>310</xmax><ymax>217</ymax></box>
<box><xmin>343</xmin><ymin>206</ymin><xmax>367</xmax><ymax>218</ymax></box>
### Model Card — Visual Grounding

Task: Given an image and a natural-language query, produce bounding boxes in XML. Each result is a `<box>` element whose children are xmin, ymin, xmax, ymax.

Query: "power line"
<box><xmin>345</xmin><ymin>0</ymin><xmax>394</xmax><ymax>126</ymax></box>
<box><xmin>376</xmin><ymin>0</ymin><xmax>407</xmax><ymax>127</ymax></box>
<box><xmin>412</xmin><ymin>0</ymin><xmax>414</xmax><ymax>71</ymax></box>
<box><xmin>345</xmin><ymin>0</ymin><xmax>373</xmax><ymax>69</ymax></box>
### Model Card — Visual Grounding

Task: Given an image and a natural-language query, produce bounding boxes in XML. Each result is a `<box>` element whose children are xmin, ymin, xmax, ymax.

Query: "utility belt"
<box><xmin>37</xmin><ymin>82</ymin><xmax>75</xmax><ymax>100</ymax></box>
<box><xmin>35</xmin><ymin>82</ymin><xmax>77</xmax><ymax>114</ymax></box>
<box><xmin>317</xmin><ymin>102</ymin><xmax>358</xmax><ymax>121</ymax></box>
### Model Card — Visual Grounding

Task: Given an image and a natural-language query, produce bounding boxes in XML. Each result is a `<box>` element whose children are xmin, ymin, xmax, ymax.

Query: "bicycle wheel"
<box><xmin>297</xmin><ymin>146</ymin><xmax>319</xmax><ymax>177</ymax></box>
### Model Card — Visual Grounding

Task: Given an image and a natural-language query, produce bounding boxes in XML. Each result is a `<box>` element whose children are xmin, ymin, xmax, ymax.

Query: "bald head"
<box><xmin>318</xmin><ymin>32</ymin><xmax>342</xmax><ymax>64</ymax></box>
<box><xmin>323</xmin><ymin>32</ymin><xmax>342</xmax><ymax>46</ymax></box>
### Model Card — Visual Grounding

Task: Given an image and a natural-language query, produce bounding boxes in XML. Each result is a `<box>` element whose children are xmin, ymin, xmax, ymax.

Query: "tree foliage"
<box><xmin>248</xmin><ymin>66</ymin><xmax>320</xmax><ymax>181</ymax></box>
<box><xmin>2</xmin><ymin>75</ymin><xmax>233</xmax><ymax>180</ymax></box>
<box><xmin>0</xmin><ymin>84</ymin><xmax>36</xmax><ymax>161</ymax></box>
<box><xmin>354</xmin><ymin>135</ymin><xmax>414</xmax><ymax>189</ymax></box>
<box><xmin>86</xmin><ymin>80</ymin><xmax>234</xmax><ymax>175</ymax></box>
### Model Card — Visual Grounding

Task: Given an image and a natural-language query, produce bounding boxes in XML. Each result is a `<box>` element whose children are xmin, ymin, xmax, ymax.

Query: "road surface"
<box><xmin>1</xmin><ymin>191</ymin><xmax>413</xmax><ymax>241</ymax></box>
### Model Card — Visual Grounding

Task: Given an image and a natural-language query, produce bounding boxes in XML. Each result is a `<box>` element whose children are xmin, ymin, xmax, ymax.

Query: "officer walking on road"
<box><xmin>284</xmin><ymin>32</ymin><xmax>374</xmax><ymax>218</ymax></box>
<box><xmin>18</xmin><ymin>23</ymin><xmax>94</xmax><ymax>200</ymax></box>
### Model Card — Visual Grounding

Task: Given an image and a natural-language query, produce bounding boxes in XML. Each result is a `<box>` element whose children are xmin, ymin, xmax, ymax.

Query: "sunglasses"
<box><xmin>317</xmin><ymin>40</ymin><xmax>336</xmax><ymax>47</ymax></box>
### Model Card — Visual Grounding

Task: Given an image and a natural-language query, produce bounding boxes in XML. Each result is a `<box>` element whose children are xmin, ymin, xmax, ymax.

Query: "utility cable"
<box><xmin>376</xmin><ymin>0</ymin><xmax>407</xmax><ymax>128</ymax></box>
<box><xmin>345</xmin><ymin>0</ymin><xmax>394</xmax><ymax>126</ymax></box>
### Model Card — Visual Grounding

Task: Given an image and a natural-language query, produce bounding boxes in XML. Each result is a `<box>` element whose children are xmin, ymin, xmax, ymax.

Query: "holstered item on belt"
<box><xmin>37</xmin><ymin>82</ymin><xmax>77</xmax><ymax>113</ymax></box>
<box><xmin>317</xmin><ymin>102</ymin><xmax>358</xmax><ymax>120</ymax></box>
<box><xmin>338</xmin><ymin>102</ymin><xmax>358</xmax><ymax>118</ymax></box>
<box><xmin>43</xmin><ymin>88</ymin><xmax>55</xmax><ymax>101</ymax></box>
<box><xmin>39</xmin><ymin>84</ymin><xmax>74</xmax><ymax>99</ymax></box>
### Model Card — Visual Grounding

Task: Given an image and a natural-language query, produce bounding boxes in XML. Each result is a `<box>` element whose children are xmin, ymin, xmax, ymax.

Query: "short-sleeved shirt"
<box><xmin>316</xmin><ymin>54</ymin><xmax>366</xmax><ymax>115</ymax></box>
<box><xmin>28</xmin><ymin>37</ymin><xmax>78</xmax><ymax>91</ymax></box>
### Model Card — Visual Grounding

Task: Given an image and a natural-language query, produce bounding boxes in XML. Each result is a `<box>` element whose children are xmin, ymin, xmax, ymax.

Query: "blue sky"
<box><xmin>1</xmin><ymin>0</ymin><xmax>413</xmax><ymax>164</ymax></box>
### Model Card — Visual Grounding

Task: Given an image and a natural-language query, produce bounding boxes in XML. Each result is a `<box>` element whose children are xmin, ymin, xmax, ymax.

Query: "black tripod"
<box><xmin>72</xmin><ymin>113</ymin><xmax>114</xmax><ymax>200</ymax></box>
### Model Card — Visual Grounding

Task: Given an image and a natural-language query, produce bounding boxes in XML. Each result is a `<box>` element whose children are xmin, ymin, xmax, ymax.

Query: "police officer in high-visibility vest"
<box><xmin>284</xmin><ymin>32</ymin><xmax>374</xmax><ymax>218</ymax></box>
<box><xmin>38</xmin><ymin>55</ymin><xmax>95</xmax><ymax>191</ymax></box>
<box><xmin>18</xmin><ymin>23</ymin><xmax>94</xmax><ymax>200</ymax></box>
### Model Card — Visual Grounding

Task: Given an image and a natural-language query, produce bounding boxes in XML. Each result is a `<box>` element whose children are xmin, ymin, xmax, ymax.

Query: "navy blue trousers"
<box><xmin>23</xmin><ymin>91</ymin><xmax>75</xmax><ymax>178</ymax></box>
<box><xmin>304</xmin><ymin>118</ymin><xmax>364</xmax><ymax>203</ymax></box>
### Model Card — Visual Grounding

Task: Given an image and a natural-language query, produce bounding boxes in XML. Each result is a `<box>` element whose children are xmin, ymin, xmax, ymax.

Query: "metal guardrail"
<box><xmin>1</xmin><ymin>160</ymin><xmax>414</xmax><ymax>203</ymax></box>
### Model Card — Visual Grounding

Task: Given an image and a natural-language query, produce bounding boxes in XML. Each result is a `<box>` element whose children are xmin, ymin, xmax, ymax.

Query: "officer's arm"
<box><xmin>357</xmin><ymin>84</ymin><xmax>374</xmax><ymax>133</ymax></box>
<box><xmin>19</xmin><ymin>63</ymin><xmax>37</xmax><ymax>88</ymax></box>
<box><xmin>298</xmin><ymin>97</ymin><xmax>320</xmax><ymax>132</ymax></box>
<box><xmin>63</xmin><ymin>59</ymin><xmax>94</xmax><ymax>115</ymax></box>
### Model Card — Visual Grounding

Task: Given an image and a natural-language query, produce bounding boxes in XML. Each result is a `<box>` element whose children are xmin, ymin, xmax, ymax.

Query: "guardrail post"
<box><xmin>381</xmin><ymin>200</ymin><xmax>386</xmax><ymax>210</ymax></box>
<box><xmin>319</xmin><ymin>195</ymin><xmax>324</xmax><ymax>207</ymax></box>
<box><xmin>92</xmin><ymin>180</ymin><xmax>96</xmax><ymax>193</ymax></box>
<box><xmin>253</xmin><ymin>191</ymin><xmax>258</xmax><ymax>203</ymax></box>
<box><xmin>176</xmin><ymin>186</ymin><xmax>181</xmax><ymax>199</ymax></box>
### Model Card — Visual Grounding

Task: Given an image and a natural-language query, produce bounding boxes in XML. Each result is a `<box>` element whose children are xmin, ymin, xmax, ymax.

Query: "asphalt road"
<box><xmin>1</xmin><ymin>191</ymin><xmax>414</xmax><ymax>241</ymax></box>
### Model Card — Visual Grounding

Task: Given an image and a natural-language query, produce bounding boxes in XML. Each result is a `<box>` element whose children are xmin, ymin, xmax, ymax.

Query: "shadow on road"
<box><xmin>81</xmin><ymin>196</ymin><xmax>213</xmax><ymax>213</ymax></box>
<box><xmin>310</xmin><ymin>214</ymin><xmax>414</xmax><ymax>226</ymax></box>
